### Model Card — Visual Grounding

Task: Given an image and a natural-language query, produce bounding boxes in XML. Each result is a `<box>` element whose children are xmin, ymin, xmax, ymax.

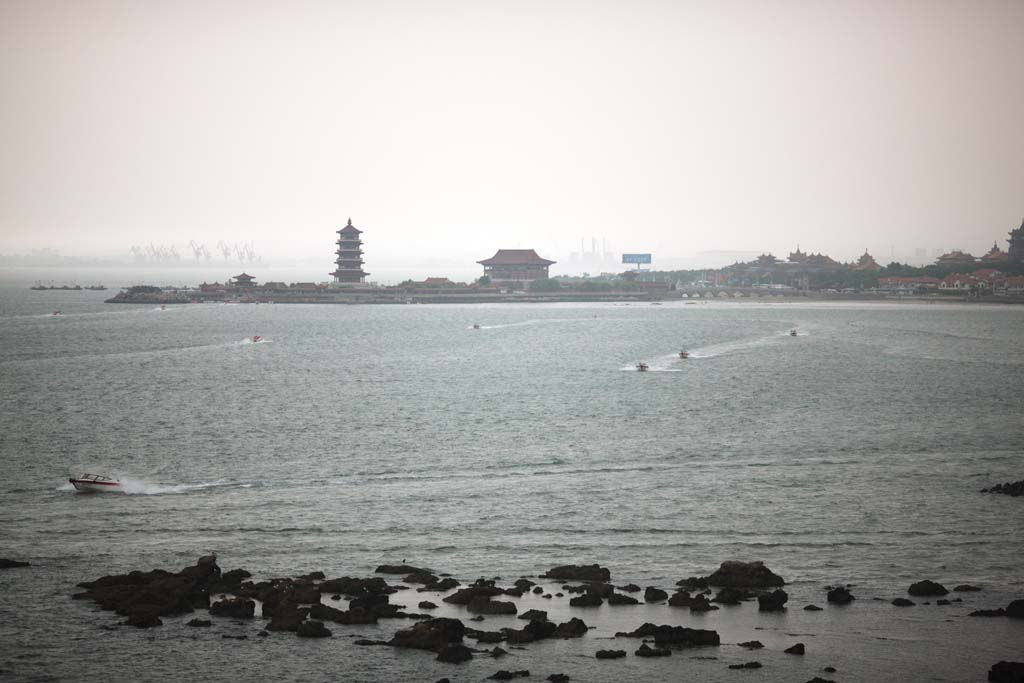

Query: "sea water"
<box><xmin>1</xmin><ymin>286</ymin><xmax>1022</xmax><ymax>681</ymax></box>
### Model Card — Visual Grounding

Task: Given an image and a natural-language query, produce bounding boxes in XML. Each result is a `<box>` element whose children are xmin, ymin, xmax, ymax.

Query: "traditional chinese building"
<box><xmin>330</xmin><ymin>218</ymin><xmax>369</xmax><ymax>284</ymax></box>
<box><xmin>477</xmin><ymin>249</ymin><xmax>555</xmax><ymax>283</ymax></box>
<box><xmin>1008</xmin><ymin>219</ymin><xmax>1024</xmax><ymax>262</ymax></box>
<box><xmin>852</xmin><ymin>250</ymin><xmax>882</xmax><ymax>271</ymax></box>
<box><xmin>231</xmin><ymin>273</ymin><xmax>257</xmax><ymax>287</ymax></box>
<box><xmin>935</xmin><ymin>250</ymin><xmax>976</xmax><ymax>266</ymax></box>
<box><xmin>980</xmin><ymin>241</ymin><xmax>1008</xmax><ymax>263</ymax></box>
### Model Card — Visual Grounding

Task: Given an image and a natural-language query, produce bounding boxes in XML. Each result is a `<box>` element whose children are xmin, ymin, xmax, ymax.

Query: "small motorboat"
<box><xmin>252</xmin><ymin>335</ymin><xmax>262</xmax><ymax>343</ymax></box>
<box><xmin>679</xmin><ymin>350</ymin><xmax>690</xmax><ymax>359</ymax></box>
<box><xmin>790</xmin><ymin>329</ymin><xmax>798</xmax><ymax>337</ymax></box>
<box><xmin>69</xmin><ymin>473</ymin><xmax>123</xmax><ymax>493</ymax></box>
<box><xmin>52</xmin><ymin>310</ymin><xmax>61</xmax><ymax>316</ymax></box>
<box><xmin>636</xmin><ymin>362</ymin><xmax>649</xmax><ymax>372</ymax></box>
<box><xmin>472</xmin><ymin>324</ymin><xmax>481</xmax><ymax>330</ymax></box>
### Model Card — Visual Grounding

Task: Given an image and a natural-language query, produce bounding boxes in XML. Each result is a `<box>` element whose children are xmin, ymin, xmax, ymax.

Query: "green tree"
<box><xmin>528</xmin><ymin>277</ymin><xmax>562</xmax><ymax>292</ymax></box>
<box><xmin>477</xmin><ymin>275</ymin><xmax>491</xmax><ymax>286</ymax></box>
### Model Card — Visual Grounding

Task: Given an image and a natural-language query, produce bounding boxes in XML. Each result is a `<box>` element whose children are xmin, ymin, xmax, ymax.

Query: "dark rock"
<box><xmin>419</xmin><ymin>601</ymin><xmax>438</xmax><ymax>609</ymax></box>
<box><xmin>390</xmin><ymin>618</ymin><xmax>466</xmax><ymax>652</ymax></box>
<box><xmin>532</xmin><ymin>586</ymin><xmax>543</xmax><ymax>594</ymax></box>
<box><xmin>297</xmin><ymin>570</ymin><xmax>325</xmax><ymax>582</ymax></box>
<box><xmin>468</xmin><ymin>597</ymin><xmax>518</xmax><ymax>615</ymax></box>
<box><xmin>542</xmin><ymin>564</ymin><xmax>611</xmax><ymax>582</ymax></box>
<box><xmin>892</xmin><ymin>598</ymin><xmax>915</xmax><ymax>607</ymax></box>
<box><xmin>553</xmin><ymin>618</ymin><xmax>588</xmax><ymax>638</ymax></box>
<box><xmin>419</xmin><ymin>577</ymin><xmax>460</xmax><ymax>592</ymax></box>
<box><xmin>318</xmin><ymin>576</ymin><xmax>392</xmax><ymax>596</ymax></box>
<box><xmin>124</xmin><ymin>610</ymin><xmax>162</xmax><ymax>628</ymax></box>
<box><xmin>937</xmin><ymin>599</ymin><xmax>951</xmax><ymax>606</ymax></box>
<box><xmin>738</xmin><ymin>640</ymin><xmax>763</xmax><ymax>649</ymax></box>
<box><xmin>310</xmin><ymin>603</ymin><xmax>377</xmax><ymax>624</ymax></box>
<box><xmin>210</xmin><ymin>598</ymin><xmax>255</xmax><ymax>619</ymax></box>
<box><xmin>954</xmin><ymin>584</ymin><xmax>982</xmax><ymax>592</ymax></box>
<box><xmin>0</xmin><ymin>558</ymin><xmax>30</xmax><ymax>569</ymax></box>
<box><xmin>785</xmin><ymin>643</ymin><xmax>805</xmax><ymax>655</ymax></box>
<box><xmin>186</xmin><ymin>618</ymin><xmax>212</xmax><ymax>627</ymax></box>
<box><xmin>296</xmin><ymin>620</ymin><xmax>331</xmax><ymax>638</ymax></box>
<box><xmin>444</xmin><ymin>584</ymin><xmax>505</xmax><ymax>606</ymax></box>
<box><xmin>569</xmin><ymin>594</ymin><xmax>602</xmax><ymax>607</ymax></box>
<box><xmin>596</xmin><ymin>649</ymin><xmax>627</xmax><ymax>659</ymax></box>
<box><xmin>982</xmin><ymin>480</ymin><xmax>1024</xmax><ymax>497</ymax></box>
<box><xmin>616</xmin><ymin>623</ymin><xmax>720</xmax><ymax>646</ymax></box>
<box><xmin>668</xmin><ymin>590</ymin><xmax>693</xmax><ymax>607</ymax></box>
<box><xmin>468</xmin><ymin>629</ymin><xmax>506</xmax><ymax>644</ymax></box>
<box><xmin>908</xmin><ymin>580</ymin><xmax>948</xmax><ymax>597</ymax></box>
<box><xmin>436</xmin><ymin>643</ymin><xmax>473</xmax><ymax>663</ymax></box>
<box><xmin>805</xmin><ymin>679</ymin><xmax>837</xmax><ymax>683</ymax></box>
<box><xmin>728</xmin><ymin>662</ymin><xmax>762</xmax><ymax>669</ymax></box>
<box><xmin>404</xmin><ymin>572</ymin><xmax>439</xmax><ymax>585</ymax></box>
<box><xmin>644</xmin><ymin>587</ymin><xmax>668</xmax><ymax>602</ymax></box>
<box><xmin>635</xmin><ymin>643</ymin><xmax>671</xmax><ymax>657</ymax></box>
<box><xmin>1007</xmin><ymin>600</ymin><xmax>1024</xmax><ymax>618</ymax></box>
<box><xmin>607</xmin><ymin>593</ymin><xmax>640</xmax><ymax>605</ymax></box>
<box><xmin>514</xmin><ymin>578</ymin><xmax>536</xmax><ymax>590</ymax></box>
<box><xmin>804</xmin><ymin>604</ymin><xmax>823</xmax><ymax>611</ymax></box>
<box><xmin>705</xmin><ymin>561</ymin><xmax>785</xmax><ymax>588</ymax></box>
<box><xmin>491</xmin><ymin>647</ymin><xmax>508</xmax><ymax>657</ymax></box>
<box><xmin>988</xmin><ymin>661</ymin><xmax>1024</xmax><ymax>682</ymax></box>
<box><xmin>488</xmin><ymin>671</ymin><xmax>529</xmax><ymax>680</ymax></box>
<box><xmin>712</xmin><ymin>587</ymin><xmax>752</xmax><ymax>605</ymax></box>
<box><xmin>376</xmin><ymin>564</ymin><xmax>431</xmax><ymax>575</ymax></box>
<box><xmin>827</xmin><ymin>586</ymin><xmax>855</xmax><ymax>605</ymax></box>
<box><xmin>519</xmin><ymin>609</ymin><xmax>548</xmax><ymax>621</ymax></box>
<box><xmin>690</xmin><ymin>594</ymin><xmax>719</xmax><ymax>612</ymax></box>
<box><xmin>676</xmin><ymin>576</ymin><xmax>709</xmax><ymax>590</ymax></box>
<box><xmin>619</xmin><ymin>583</ymin><xmax>642</xmax><ymax>593</ymax></box>
<box><xmin>221</xmin><ymin>634</ymin><xmax>247</xmax><ymax>640</ymax></box>
<box><xmin>971</xmin><ymin>608</ymin><xmax>1008</xmax><ymax>617</ymax></box>
<box><xmin>547</xmin><ymin>675</ymin><xmax>569</xmax><ymax>683</ymax></box>
<box><xmin>824</xmin><ymin>666</ymin><xmax>837</xmax><ymax>673</ymax></box>
<box><xmin>524</xmin><ymin>620</ymin><xmax>558</xmax><ymax>640</ymax></box>
<box><xmin>757</xmin><ymin>589</ymin><xmax>788</xmax><ymax>611</ymax></box>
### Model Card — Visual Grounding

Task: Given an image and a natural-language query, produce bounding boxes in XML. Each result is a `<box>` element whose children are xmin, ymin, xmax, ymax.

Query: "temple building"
<box><xmin>980</xmin><ymin>241</ymin><xmax>1008</xmax><ymax>263</ymax></box>
<box><xmin>787</xmin><ymin>246</ymin><xmax>807</xmax><ymax>263</ymax></box>
<box><xmin>478</xmin><ymin>249</ymin><xmax>555</xmax><ymax>283</ymax></box>
<box><xmin>852</xmin><ymin>250</ymin><xmax>882</xmax><ymax>271</ymax></box>
<box><xmin>1009</xmin><ymin>218</ymin><xmax>1024</xmax><ymax>262</ymax></box>
<box><xmin>330</xmin><ymin>218</ymin><xmax>369</xmax><ymax>284</ymax></box>
<box><xmin>231</xmin><ymin>273</ymin><xmax>257</xmax><ymax>287</ymax></box>
<box><xmin>935</xmin><ymin>250</ymin><xmax>976</xmax><ymax>266</ymax></box>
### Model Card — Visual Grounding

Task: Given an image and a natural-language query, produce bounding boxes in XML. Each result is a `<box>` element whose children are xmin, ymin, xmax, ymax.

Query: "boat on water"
<box><xmin>679</xmin><ymin>350</ymin><xmax>690</xmax><ymax>359</ymax></box>
<box><xmin>790</xmin><ymin>329</ymin><xmax>798</xmax><ymax>336</ymax></box>
<box><xmin>85</xmin><ymin>285</ymin><xmax>107</xmax><ymax>291</ymax></box>
<box><xmin>52</xmin><ymin>310</ymin><xmax>61</xmax><ymax>316</ymax></box>
<box><xmin>636</xmin><ymin>362</ymin><xmax>649</xmax><ymax>372</ymax></box>
<box><xmin>69</xmin><ymin>474</ymin><xmax>123</xmax><ymax>493</ymax></box>
<box><xmin>252</xmin><ymin>335</ymin><xmax>263</xmax><ymax>343</ymax></box>
<box><xmin>472</xmin><ymin>324</ymin><xmax>481</xmax><ymax>329</ymax></box>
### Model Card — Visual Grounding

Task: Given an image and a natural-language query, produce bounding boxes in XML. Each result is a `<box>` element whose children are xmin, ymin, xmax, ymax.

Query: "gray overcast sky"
<box><xmin>1</xmin><ymin>0</ymin><xmax>1022</xmax><ymax>273</ymax></box>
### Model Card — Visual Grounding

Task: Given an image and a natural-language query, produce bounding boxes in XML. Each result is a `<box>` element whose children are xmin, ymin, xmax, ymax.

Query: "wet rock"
<box><xmin>827</xmin><ymin>587</ymin><xmax>855</xmax><ymax>605</ymax></box>
<box><xmin>785</xmin><ymin>643</ymin><xmax>805</xmax><ymax>655</ymax></box>
<box><xmin>389</xmin><ymin>618</ymin><xmax>465</xmax><ymax>653</ymax></box>
<box><xmin>1007</xmin><ymin>600</ymin><xmax>1024</xmax><ymax>619</ymax></box>
<box><xmin>616</xmin><ymin>623</ymin><xmax>720</xmax><ymax>646</ymax></box>
<box><xmin>607</xmin><ymin>593</ymin><xmax>640</xmax><ymax>606</ymax></box>
<box><xmin>318</xmin><ymin>576</ymin><xmax>392</xmax><ymax>596</ymax></box>
<box><xmin>296</xmin><ymin>620</ymin><xmax>331</xmax><ymax>638</ymax></box>
<box><xmin>266</xmin><ymin>604</ymin><xmax>309</xmax><ymax>631</ymax></box>
<box><xmin>804</xmin><ymin>604</ymin><xmax>823</xmax><ymax>611</ymax></box>
<box><xmin>419</xmin><ymin>577</ymin><xmax>461</xmax><ymax>592</ymax></box>
<box><xmin>738</xmin><ymin>640</ymin><xmax>764</xmax><ymax>649</ymax></box>
<box><xmin>824</xmin><ymin>666</ymin><xmax>837</xmax><ymax>673</ymax></box>
<box><xmin>668</xmin><ymin>590</ymin><xmax>693</xmax><ymax>607</ymax></box>
<box><xmin>519</xmin><ymin>609</ymin><xmax>548</xmax><ymax>621</ymax></box>
<box><xmin>596</xmin><ymin>650</ymin><xmax>627</xmax><ymax>659</ymax></box>
<box><xmin>309</xmin><ymin>603</ymin><xmax>377</xmax><ymax>624</ymax></box>
<box><xmin>569</xmin><ymin>594</ymin><xmax>603</xmax><ymax>607</ymax></box>
<box><xmin>712</xmin><ymin>587</ymin><xmax>752</xmax><ymax>605</ymax></box>
<box><xmin>0</xmin><ymin>559</ymin><xmax>30</xmax><ymax>569</ymax></box>
<box><xmin>644</xmin><ymin>587</ymin><xmax>668</xmax><ymax>602</ymax></box>
<box><xmin>124</xmin><ymin>610</ymin><xmax>162</xmax><ymax>628</ymax></box>
<box><xmin>525</xmin><ymin>620</ymin><xmax>558</xmax><ymax>640</ymax></box>
<box><xmin>892</xmin><ymin>598</ymin><xmax>915</xmax><ymax>607</ymax></box>
<box><xmin>988</xmin><ymin>661</ymin><xmax>1024</xmax><ymax>682</ymax></box>
<box><xmin>297</xmin><ymin>570</ymin><xmax>325</xmax><ymax>582</ymax></box>
<box><xmin>488</xmin><ymin>671</ymin><xmax>529</xmax><ymax>680</ymax></box>
<box><xmin>542</xmin><ymin>564</ymin><xmax>611</xmax><ymax>582</ymax></box>
<box><xmin>532</xmin><ymin>586</ymin><xmax>544</xmax><ymax>594</ymax></box>
<box><xmin>729</xmin><ymin>662</ymin><xmax>762</xmax><ymax>669</ymax></box>
<box><xmin>676</xmin><ymin>576</ymin><xmax>709</xmax><ymax>590</ymax></box>
<box><xmin>954</xmin><ymin>584</ymin><xmax>982</xmax><ymax>592</ymax></box>
<box><xmin>503</xmin><ymin>587</ymin><xmax>524</xmax><ymax>598</ymax></box>
<box><xmin>419</xmin><ymin>601</ymin><xmax>438</xmax><ymax>609</ymax></box>
<box><xmin>404</xmin><ymin>572</ymin><xmax>439</xmax><ymax>585</ymax></box>
<box><xmin>210</xmin><ymin>598</ymin><xmax>255</xmax><ymax>619</ymax></box>
<box><xmin>908</xmin><ymin>580</ymin><xmax>948</xmax><ymax>597</ymax></box>
<box><xmin>690</xmin><ymin>594</ymin><xmax>719</xmax><ymax>612</ymax></box>
<box><xmin>491</xmin><ymin>647</ymin><xmax>508</xmax><ymax>657</ymax></box>
<box><xmin>444</xmin><ymin>583</ymin><xmax>506</xmax><ymax>606</ymax></box>
<box><xmin>757</xmin><ymin>589</ymin><xmax>788</xmax><ymax>611</ymax></box>
<box><xmin>635</xmin><ymin>643</ymin><xmax>671</xmax><ymax>657</ymax></box>
<box><xmin>936</xmin><ymin>599</ymin><xmax>951</xmax><ymax>606</ymax></box>
<box><xmin>619</xmin><ymin>583</ymin><xmax>642</xmax><ymax>593</ymax></box>
<box><xmin>376</xmin><ymin>564</ymin><xmax>432</xmax><ymax>575</ymax></box>
<box><xmin>436</xmin><ymin>643</ymin><xmax>473</xmax><ymax>663</ymax></box>
<box><xmin>468</xmin><ymin>597</ymin><xmax>518</xmax><ymax>615</ymax></box>
<box><xmin>467</xmin><ymin>629</ymin><xmax>506</xmax><ymax>644</ymax></box>
<box><xmin>186</xmin><ymin>618</ymin><xmax>212</xmax><ymax>627</ymax></box>
<box><xmin>514</xmin><ymin>578</ymin><xmax>536</xmax><ymax>590</ymax></box>
<box><xmin>705</xmin><ymin>561</ymin><xmax>785</xmax><ymax>588</ymax></box>
<box><xmin>982</xmin><ymin>480</ymin><xmax>1024</xmax><ymax>497</ymax></box>
<box><xmin>805</xmin><ymin>679</ymin><xmax>837</xmax><ymax>683</ymax></box>
<box><xmin>547</xmin><ymin>675</ymin><xmax>569</xmax><ymax>682</ymax></box>
<box><xmin>554</xmin><ymin>618</ymin><xmax>588</xmax><ymax>638</ymax></box>
<box><xmin>221</xmin><ymin>634</ymin><xmax>247</xmax><ymax>640</ymax></box>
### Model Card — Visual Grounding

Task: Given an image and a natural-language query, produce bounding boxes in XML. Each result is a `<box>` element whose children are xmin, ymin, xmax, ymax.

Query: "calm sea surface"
<box><xmin>1</xmin><ymin>286</ymin><xmax>1022</xmax><ymax>682</ymax></box>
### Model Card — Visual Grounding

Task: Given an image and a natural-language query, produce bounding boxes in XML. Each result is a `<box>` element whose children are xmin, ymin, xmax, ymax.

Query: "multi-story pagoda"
<box><xmin>330</xmin><ymin>218</ymin><xmax>369</xmax><ymax>284</ymax></box>
<box><xmin>852</xmin><ymin>250</ymin><xmax>882</xmax><ymax>271</ymax></box>
<box><xmin>1008</xmin><ymin>218</ymin><xmax>1024</xmax><ymax>262</ymax></box>
<box><xmin>980</xmin><ymin>241</ymin><xmax>1008</xmax><ymax>263</ymax></box>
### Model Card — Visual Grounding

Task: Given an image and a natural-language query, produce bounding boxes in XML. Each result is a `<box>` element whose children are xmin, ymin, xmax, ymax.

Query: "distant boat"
<box><xmin>679</xmin><ymin>350</ymin><xmax>690</xmax><ymax>359</ymax></box>
<box><xmin>84</xmin><ymin>285</ymin><xmax>107</xmax><ymax>291</ymax></box>
<box><xmin>252</xmin><ymin>335</ymin><xmax>263</xmax><ymax>343</ymax></box>
<box><xmin>52</xmin><ymin>310</ymin><xmax>61</xmax><ymax>316</ymax></box>
<box><xmin>69</xmin><ymin>474</ymin><xmax>123</xmax><ymax>493</ymax></box>
<box><xmin>636</xmin><ymin>362</ymin><xmax>649</xmax><ymax>372</ymax></box>
<box><xmin>790</xmin><ymin>329</ymin><xmax>798</xmax><ymax>336</ymax></box>
<box><xmin>472</xmin><ymin>324</ymin><xmax>481</xmax><ymax>329</ymax></box>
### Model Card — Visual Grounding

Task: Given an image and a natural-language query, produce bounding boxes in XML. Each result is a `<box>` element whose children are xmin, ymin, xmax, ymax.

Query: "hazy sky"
<box><xmin>1</xmin><ymin>0</ymin><xmax>1022</xmax><ymax>274</ymax></box>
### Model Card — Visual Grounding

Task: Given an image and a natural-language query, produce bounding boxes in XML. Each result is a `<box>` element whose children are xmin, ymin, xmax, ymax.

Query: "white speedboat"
<box><xmin>69</xmin><ymin>473</ymin><xmax>123</xmax><ymax>493</ymax></box>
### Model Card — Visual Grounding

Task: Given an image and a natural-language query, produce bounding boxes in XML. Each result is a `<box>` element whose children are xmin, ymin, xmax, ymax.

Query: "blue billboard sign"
<box><xmin>622</xmin><ymin>253</ymin><xmax>652</xmax><ymax>264</ymax></box>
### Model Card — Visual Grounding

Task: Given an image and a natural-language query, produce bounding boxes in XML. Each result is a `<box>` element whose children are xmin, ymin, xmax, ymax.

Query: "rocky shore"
<box><xmin>69</xmin><ymin>557</ymin><xmax>1023</xmax><ymax>682</ymax></box>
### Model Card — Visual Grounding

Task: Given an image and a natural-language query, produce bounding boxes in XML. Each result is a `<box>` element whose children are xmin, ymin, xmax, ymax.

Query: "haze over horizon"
<box><xmin>1</xmin><ymin>0</ymin><xmax>1022</xmax><ymax>276</ymax></box>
